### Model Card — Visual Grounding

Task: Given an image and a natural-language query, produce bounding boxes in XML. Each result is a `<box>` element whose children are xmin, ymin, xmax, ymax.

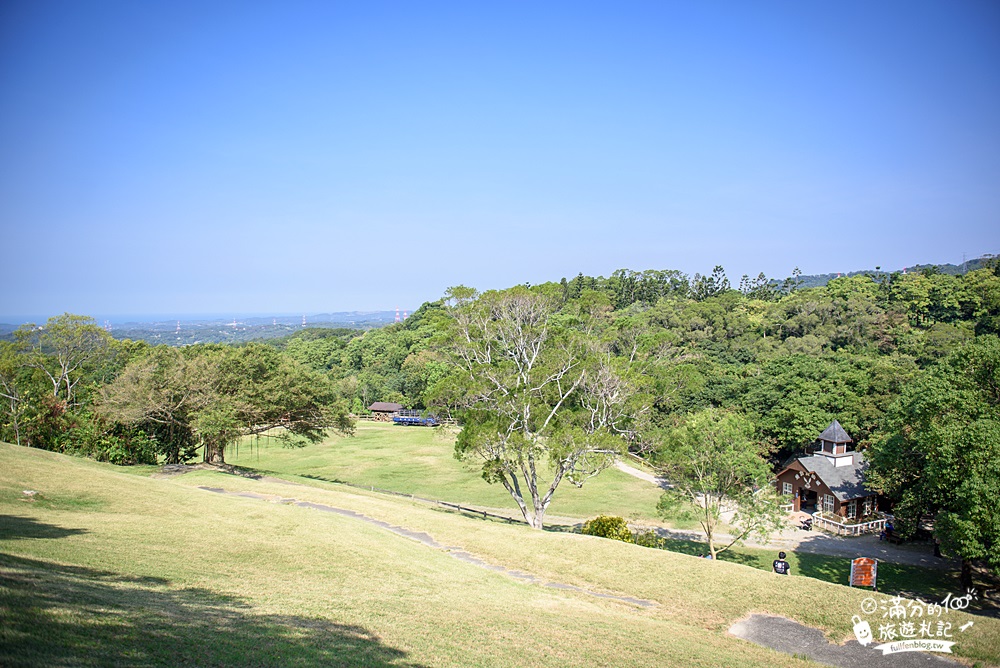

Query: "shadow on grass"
<box><xmin>0</xmin><ymin>515</ymin><xmax>89</xmax><ymax>541</ymax></box>
<box><xmin>300</xmin><ymin>473</ymin><xmax>353</xmax><ymax>486</ymax></box>
<box><xmin>0</xmin><ymin>553</ymin><xmax>425</xmax><ymax>668</ymax></box>
<box><xmin>542</xmin><ymin>522</ymin><xmax>584</xmax><ymax>534</ymax></box>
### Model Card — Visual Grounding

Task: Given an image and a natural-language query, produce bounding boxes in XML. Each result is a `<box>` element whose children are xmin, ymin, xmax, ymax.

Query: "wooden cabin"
<box><xmin>367</xmin><ymin>402</ymin><xmax>403</xmax><ymax>421</ymax></box>
<box><xmin>774</xmin><ymin>420</ymin><xmax>878</xmax><ymax>520</ymax></box>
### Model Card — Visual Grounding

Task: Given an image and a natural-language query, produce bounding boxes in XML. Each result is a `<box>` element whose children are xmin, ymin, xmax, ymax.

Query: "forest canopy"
<box><xmin>2</xmin><ymin>260</ymin><xmax>998</xmax><ymax>471</ymax></box>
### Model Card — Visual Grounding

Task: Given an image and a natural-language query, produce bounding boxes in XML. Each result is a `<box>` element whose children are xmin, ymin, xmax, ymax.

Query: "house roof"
<box><xmin>818</xmin><ymin>420</ymin><xmax>852</xmax><ymax>444</ymax></box>
<box><xmin>794</xmin><ymin>452</ymin><xmax>868</xmax><ymax>501</ymax></box>
<box><xmin>368</xmin><ymin>402</ymin><xmax>403</xmax><ymax>412</ymax></box>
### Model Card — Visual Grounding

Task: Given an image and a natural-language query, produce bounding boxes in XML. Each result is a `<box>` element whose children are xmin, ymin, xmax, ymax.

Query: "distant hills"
<box><xmin>2</xmin><ymin>254</ymin><xmax>994</xmax><ymax>345</ymax></box>
<box><xmin>0</xmin><ymin>311</ymin><xmax>403</xmax><ymax>345</ymax></box>
<box><xmin>103</xmin><ymin>311</ymin><xmax>402</xmax><ymax>346</ymax></box>
<box><xmin>794</xmin><ymin>255</ymin><xmax>995</xmax><ymax>289</ymax></box>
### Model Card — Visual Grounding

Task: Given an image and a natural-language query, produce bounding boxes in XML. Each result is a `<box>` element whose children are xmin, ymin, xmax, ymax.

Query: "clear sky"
<box><xmin>2</xmin><ymin>1</ymin><xmax>998</xmax><ymax>320</ymax></box>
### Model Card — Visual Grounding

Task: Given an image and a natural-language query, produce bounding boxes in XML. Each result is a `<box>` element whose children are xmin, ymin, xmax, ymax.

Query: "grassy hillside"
<box><xmin>226</xmin><ymin>422</ymin><xmax>666</xmax><ymax>523</ymax></box>
<box><xmin>2</xmin><ymin>443</ymin><xmax>998</xmax><ymax>667</ymax></box>
<box><xmin>227</xmin><ymin>424</ymin><xmax>969</xmax><ymax>600</ymax></box>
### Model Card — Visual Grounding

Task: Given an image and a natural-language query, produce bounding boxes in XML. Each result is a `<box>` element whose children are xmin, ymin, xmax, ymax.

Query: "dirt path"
<box><xmin>197</xmin><ymin>485</ymin><xmax>657</xmax><ymax>609</ymax></box>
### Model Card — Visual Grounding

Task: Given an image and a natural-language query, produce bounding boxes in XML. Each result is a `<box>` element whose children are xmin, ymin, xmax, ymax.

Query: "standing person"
<box><xmin>773</xmin><ymin>551</ymin><xmax>790</xmax><ymax>575</ymax></box>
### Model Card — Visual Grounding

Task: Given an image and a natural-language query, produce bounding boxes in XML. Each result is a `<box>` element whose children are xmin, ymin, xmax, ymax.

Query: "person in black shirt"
<box><xmin>773</xmin><ymin>551</ymin><xmax>790</xmax><ymax>575</ymax></box>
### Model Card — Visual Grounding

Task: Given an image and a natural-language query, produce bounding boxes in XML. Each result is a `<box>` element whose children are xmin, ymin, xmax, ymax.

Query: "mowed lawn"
<box><xmin>3</xmin><ymin>443</ymin><xmax>999</xmax><ymax>667</ymax></box>
<box><xmin>226</xmin><ymin>422</ymin><xmax>665</xmax><ymax>523</ymax></box>
<box><xmin>223</xmin><ymin>424</ymin><xmax>970</xmax><ymax>603</ymax></box>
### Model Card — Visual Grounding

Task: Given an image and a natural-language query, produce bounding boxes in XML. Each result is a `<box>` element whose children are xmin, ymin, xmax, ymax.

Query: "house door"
<box><xmin>800</xmin><ymin>489</ymin><xmax>818</xmax><ymax>512</ymax></box>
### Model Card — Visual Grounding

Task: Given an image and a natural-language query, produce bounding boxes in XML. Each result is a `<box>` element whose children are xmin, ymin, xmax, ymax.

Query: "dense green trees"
<box><xmin>3</xmin><ymin>257</ymin><xmax>998</xmax><ymax>572</ymax></box>
<box><xmin>97</xmin><ymin>346</ymin><xmax>210</xmax><ymax>463</ymax></box>
<box><xmin>99</xmin><ymin>343</ymin><xmax>353</xmax><ymax>465</ymax></box>
<box><xmin>228</xmin><ymin>263</ymin><xmax>999</xmax><ymax>439</ymax></box>
<box><xmin>865</xmin><ymin>336</ymin><xmax>1000</xmax><ymax>589</ymax></box>
<box><xmin>0</xmin><ymin>317</ymin><xmax>353</xmax><ymax>464</ymax></box>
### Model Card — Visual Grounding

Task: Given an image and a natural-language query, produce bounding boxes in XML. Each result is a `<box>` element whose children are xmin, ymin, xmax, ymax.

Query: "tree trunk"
<box><xmin>165</xmin><ymin>423</ymin><xmax>177</xmax><ymax>465</ymax></box>
<box><xmin>7</xmin><ymin>395</ymin><xmax>20</xmax><ymax>446</ymax></box>
<box><xmin>960</xmin><ymin>558</ymin><xmax>974</xmax><ymax>592</ymax></box>
<box><xmin>700</xmin><ymin>494</ymin><xmax>718</xmax><ymax>560</ymax></box>
<box><xmin>203</xmin><ymin>440</ymin><xmax>225</xmax><ymax>464</ymax></box>
<box><xmin>498</xmin><ymin>473</ymin><xmax>539</xmax><ymax>528</ymax></box>
<box><xmin>705</xmin><ymin>523</ymin><xmax>717</xmax><ymax>559</ymax></box>
<box><xmin>532</xmin><ymin>497</ymin><xmax>547</xmax><ymax>530</ymax></box>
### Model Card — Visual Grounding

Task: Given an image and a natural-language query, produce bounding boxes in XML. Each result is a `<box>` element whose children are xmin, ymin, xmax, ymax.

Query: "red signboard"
<box><xmin>850</xmin><ymin>557</ymin><xmax>878</xmax><ymax>588</ymax></box>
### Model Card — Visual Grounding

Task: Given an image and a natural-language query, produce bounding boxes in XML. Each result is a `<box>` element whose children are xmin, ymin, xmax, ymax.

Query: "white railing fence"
<box><xmin>810</xmin><ymin>511</ymin><xmax>887</xmax><ymax>536</ymax></box>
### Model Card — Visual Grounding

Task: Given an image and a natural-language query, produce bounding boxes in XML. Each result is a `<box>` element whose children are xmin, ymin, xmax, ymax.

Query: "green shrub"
<box><xmin>581</xmin><ymin>515</ymin><xmax>634</xmax><ymax>543</ymax></box>
<box><xmin>633</xmin><ymin>529</ymin><xmax>667</xmax><ymax>549</ymax></box>
<box><xmin>65</xmin><ymin>419</ymin><xmax>158</xmax><ymax>465</ymax></box>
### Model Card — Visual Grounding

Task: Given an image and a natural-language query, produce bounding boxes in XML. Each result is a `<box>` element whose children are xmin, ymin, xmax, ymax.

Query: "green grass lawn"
<box><xmin>226</xmin><ymin>422</ymin><xmax>666</xmax><ymax>523</ymax></box>
<box><xmin>3</xmin><ymin>442</ymin><xmax>998</xmax><ymax>667</ymax></box>
<box><xmin>651</xmin><ymin>537</ymin><xmax>963</xmax><ymax>604</ymax></box>
<box><xmin>222</xmin><ymin>422</ymin><xmax>978</xmax><ymax>601</ymax></box>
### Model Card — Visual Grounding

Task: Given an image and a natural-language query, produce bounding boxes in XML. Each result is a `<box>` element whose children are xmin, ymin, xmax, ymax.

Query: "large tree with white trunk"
<box><xmin>447</xmin><ymin>285</ymin><xmax>648</xmax><ymax>529</ymax></box>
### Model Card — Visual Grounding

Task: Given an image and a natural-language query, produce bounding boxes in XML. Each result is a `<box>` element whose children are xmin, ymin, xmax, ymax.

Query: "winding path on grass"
<box><xmin>198</xmin><ymin>486</ymin><xmax>658</xmax><ymax>610</ymax></box>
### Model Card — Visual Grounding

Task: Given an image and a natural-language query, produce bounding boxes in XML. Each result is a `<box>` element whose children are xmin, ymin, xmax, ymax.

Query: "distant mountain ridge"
<box><xmin>0</xmin><ymin>311</ymin><xmax>406</xmax><ymax>345</ymax></box>
<box><xmin>794</xmin><ymin>255</ymin><xmax>995</xmax><ymax>289</ymax></box>
<box><xmin>2</xmin><ymin>254</ymin><xmax>994</xmax><ymax>343</ymax></box>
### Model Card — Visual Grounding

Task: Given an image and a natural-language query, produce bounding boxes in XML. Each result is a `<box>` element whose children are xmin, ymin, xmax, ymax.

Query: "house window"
<box><xmin>782</xmin><ymin>482</ymin><xmax>792</xmax><ymax>496</ymax></box>
<box><xmin>863</xmin><ymin>497</ymin><xmax>874</xmax><ymax>516</ymax></box>
<box><xmin>846</xmin><ymin>500</ymin><xmax>857</xmax><ymax>519</ymax></box>
<box><xmin>823</xmin><ymin>494</ymin><xmax>835</xmax><ymax>514</ymax></box>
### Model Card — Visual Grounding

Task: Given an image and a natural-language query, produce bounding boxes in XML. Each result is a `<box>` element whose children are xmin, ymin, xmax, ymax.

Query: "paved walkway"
<box><xmin>614</xmin><ymin>460</ymin><xmax>955</xmax><ymax>571</ymax></box>
<box><xmin>613</xmin><ymin>461</ymin><xmax>671</xmax><ymax>488</ymax></box>
<box><xmin>730</xmin><ymin>614</ymin><xmax>960</xmax><ymax>667</ymax></box>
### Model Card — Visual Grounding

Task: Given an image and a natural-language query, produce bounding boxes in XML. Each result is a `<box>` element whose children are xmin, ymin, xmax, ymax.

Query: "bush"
<box><xmin>64</xmin><ymin>418</ymin><xmax>158</xmax><ymax>465</ymax></box>
<box><xmin>581</xmin><ymin>515</ymin><xmax>634</xmax><ymax>543</ymax></box>
<box><xmin>633</xmin><ymin>530</ymin><xmax>667</xmax><ymax>549</ymax></box>
<box><xmin>100</xmin><ymin>431</ymin><xmax>157</xmax><ymax>466</ymax></box>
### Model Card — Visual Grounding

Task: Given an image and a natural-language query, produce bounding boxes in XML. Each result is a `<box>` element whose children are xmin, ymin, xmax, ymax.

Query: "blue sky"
<box><xmin>2</xmin><ymin>1</ymin><xmax>998</xmax><ymax>319</ymax></box>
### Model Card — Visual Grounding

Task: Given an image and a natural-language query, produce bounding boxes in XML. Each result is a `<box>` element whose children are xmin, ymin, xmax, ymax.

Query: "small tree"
<box><xmin>15</xmin><ymin>314</ymin><xmax>113</xmax><ymax>406</ymax></box>
<box><xmin>656</xmin><ymin>409</ymin><xmax>784</xmax><ymax>559</ymax></box>
<box><xmin>0</xmin><ymin>342</ymin><xmax>24</xmax><ymax>446</ymax></box>
<box><xmin>207</xmin><ymin>343</ymin><xmax>354</xmax><ymax>464</ymax></box>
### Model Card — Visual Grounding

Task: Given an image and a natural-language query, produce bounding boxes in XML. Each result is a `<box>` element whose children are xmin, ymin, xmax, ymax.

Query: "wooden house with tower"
<box><xmin>774</xmin><ymin>420</ymin><xmax>879</xmax><ymax>521</ymax></box>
